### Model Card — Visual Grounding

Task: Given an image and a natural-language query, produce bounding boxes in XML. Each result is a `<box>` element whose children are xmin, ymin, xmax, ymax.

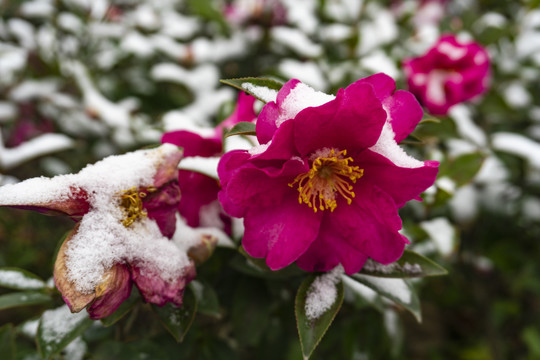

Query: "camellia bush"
<box><xmin>0</xmin><ymin>0</ymin><xmax>539</xmax><ymax>359</ymax></box>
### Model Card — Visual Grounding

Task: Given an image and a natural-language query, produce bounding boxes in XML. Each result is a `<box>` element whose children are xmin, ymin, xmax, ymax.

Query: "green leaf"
<box><xmin>189</xmin><ymin>281</ymin><xmax>221</xmax><ymax>318</ymax></box>
<box><xmin>224</xmin><ymin>121</ymin><xmax>256</xmax><ymax>138</ymax></box>
<box><xmin>220</xmin><ymin>77</ymin><xmax>284</xmax><ymax>103</ymax></box>
<box><xmin>0</xmin><ymin>292</ymin><xmax>52</xmax><ymax>310</ymax></box>
<box><xmin>295</xmin><ymin>274</ymin><xmax>344</xmax><ymax>360</ymax></box>
<box><xmin>439</xmin><ymin>152</ymin><xmax>485</xmax><ymax>187</ymax></box>
<box><xmin>37</xmin><ymin>305</ymin><xmax>93</xmax><ymax>360</ymax></box>
<box><xmin>100</xmin><ymin>289</ymin><xmax>140</xmax><ymax>327</ymax></box>
<box><xmin>186</xmin><ymin>0</ymin><xmax>229</xmax><ymax>34</ymax></box>
<box><xmin>0</xmin><ymin>324</ymin><xmax>16</xmax><ymax>360</ymax></box>
<box><xmin>0</xmin><ymin>267</ymin><xmax>47</xmax><ymax>291</ymax></box>
<box><xmin>152</xmin><ymin>287</ymin><xmax>197</xmax><ymax>342</ymax></box>
<box><xmin>359</xmin><ymin>250</ymin><xmax>448</xmax><ymax>278</ymax></box>
<box><xmin>350</xmin><ymin>274</ymin><xmax>421</xmax><ymax>322</ymax></box>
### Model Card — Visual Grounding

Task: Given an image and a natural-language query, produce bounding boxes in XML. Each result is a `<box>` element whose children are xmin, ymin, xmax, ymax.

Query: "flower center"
<box><xmin>119</xmin><ymin>186</ymin><xmax>155</xmax><ymax>227</ymax></box>
<box><xmin>289</xmin><ymin>148</ymin><xmax>364</xmax><ymax>213</ymax></box>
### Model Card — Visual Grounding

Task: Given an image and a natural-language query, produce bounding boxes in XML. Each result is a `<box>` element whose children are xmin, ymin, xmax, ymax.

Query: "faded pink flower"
<box><xmin>403</xmin><ymin>34</ymin><xmax>490</xmax><ymax>115</ymax></box>
<box><xmin>0</xmin><ymin>144</ymin><xmax>211</xmax><ymax>319</ymax></box>
<box><xmin>162</xmin><ymin>92</ymin><xmax>257</xmax><ymax>233</ymax></box>
<box><xmin>218</xmin><ymin>74</ymin><xmax>439</xmax><ymax>274</ymax></box>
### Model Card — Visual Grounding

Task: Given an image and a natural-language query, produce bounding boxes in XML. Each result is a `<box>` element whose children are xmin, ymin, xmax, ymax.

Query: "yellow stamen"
<box><xmin>289</xmin><ymin>149</ymin><xmax>364</xmax><ymax>213</ymax></box>
<box><xmin>119</xmin><ymin>187</ymin><xmax>152</xmax><ymax>227</ymax></box>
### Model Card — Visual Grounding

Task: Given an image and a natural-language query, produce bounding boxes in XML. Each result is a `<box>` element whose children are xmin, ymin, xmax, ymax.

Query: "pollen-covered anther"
<box><xmin>119</xmin><ymin>187</ymin><xmax>149</xmax><ymax>227</ymax></box>
<box><xmin>289</xmin><ymin>149</ymin><xmax>364</xmax><ymax>213</ymax></box>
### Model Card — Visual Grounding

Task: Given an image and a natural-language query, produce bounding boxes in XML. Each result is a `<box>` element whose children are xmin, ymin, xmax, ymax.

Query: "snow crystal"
<box><xmin>0</xmin><ymin>269</ymin><xmax>46</xmax><ymax>290</ymax></box>
<box><xmin>276</xmin><ymin>82</ymin><xmax>334</xmax><ymax>127</ymax></box>
<box><xmin>40</xmin><ymin>305</ymin><xmax>88</xmax><ymax>345</ymax></box>
<box><xmin>241</xmin><ymin>83</ymin><xmax>278</xmax><ymax>104</ymax></box>
<box><xmin>353</xmin><ymin>274</ymin><xmax>412</xmax><ymax>304</ymax></box>
<box><xmin>370</xmin><ymin>123</ymin><xmax>424</xmax><ymax>168</ymax></box>
<box><xmin>420</xmin><ymin>217</ymin><xmax>456</xmax><ymax>257</ymax></box>
<box><xmin>492</xmin><ymin>132</ymin><xmax>540</xmax><ymax>168</ymax></box>
<box><xmin>304</xmin><ymin>266</ymin><xmax>344</xmax><ymax>320</ymax></box>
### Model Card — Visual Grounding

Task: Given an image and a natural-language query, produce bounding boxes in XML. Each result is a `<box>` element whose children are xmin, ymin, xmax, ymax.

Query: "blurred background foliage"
<box><xmin>0</xmin><ymin>0</ymin><xmax>540</xmax><ymax>359</ymax></box>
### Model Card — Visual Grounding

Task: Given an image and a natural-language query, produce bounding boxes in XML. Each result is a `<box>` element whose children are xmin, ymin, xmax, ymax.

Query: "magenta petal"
<box><xmin>131</xmin><ymin>262</ymin><xmax>196</xmax><ymax>307</ymax></box>
<box><xmin>242</xmin><ymin>195</ymin><xmax>322</xmax><ymax>270</ymax></box>
<box><xmin>144</xmin><ymin>181</ymin><xmax>182</xmax><ymax>239</ymax></box>
<box><xmin>384</xmin><ymin>90</ymin><xmax>424</xmax><ymax>143</ymax></box>
<box><xmin>294</xmin><ymin>82</ymin><xmax>386</xmax><ymax>156</ymax></box>
<box><xmin>217</xmin><ymin>92</ymin><xmax>257</xmax><ymax>132</ymax></box>
<box><xmin>177</xmin><ymin>170</ymin><xmax>220</xmax><ymax>228</ymax></box>
<box><xmin>162</xmin><ymin>130</ymin><xmax>222</xmax><ymax>157</ymax></box>
<box><xmin>252</xmin><ymin>118</ymin><xmax>298</xmax><ymax>161</ymax></box>
<box><xmin>86</xmin><ymin>264</ymin><xmax>132</xmax><ymax>320</ymax></box>
<box><xmin>257</xmin><ymin>101</ymin><xmax>280</xmax><ymax>144</ymax></box>
<box><xmin>359</xmin><ymin>150</ymin><xmax>439</xmax><ymax>207</ymax></box>
<box><xmin>358</xmin><ymin>73</ymin><xmax>396</xmax><ymax>100</ymax></box>
<box><xmin>296</xmin><ymin>219</ymin><xmax>369</xmax><ymax>275</ymax></box>
<box><xmin>328</xmin><ymin>183</ymin><xmax>407</xmax><ymax>264</ymax></box>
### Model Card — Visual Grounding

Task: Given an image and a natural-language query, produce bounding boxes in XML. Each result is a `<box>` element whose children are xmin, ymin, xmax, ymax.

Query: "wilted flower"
<box><xmin>218</xmin><ymin>74</ymin><xmax>439</xmax><ymax>274</ymax></box>
<box><xmin>403</xmin><ymin>34</ymin><xmax>490</xmax><ymax>115</ymax></box>
<box><xmin>162</xmin><ymin>92</ymin><xmax>257</xmax><ymax>234</ymax></box>
<box><xmin>0</xmin><ymin>144</ymin><xmax>210</xmax><ymax>319</ymax></box>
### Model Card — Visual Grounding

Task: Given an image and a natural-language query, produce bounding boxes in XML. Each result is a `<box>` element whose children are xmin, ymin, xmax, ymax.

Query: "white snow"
<box><xmin>276</xmin><ymin>82</ymin><xmax>334</xmax><ymax>127</ymax></box>
<box><xmin>0</xmin><ymin>269</ymin><xmax>46</xmax><ymax>290</ymax></box>
<box><xmin>450</xmin><ymin>105</ymin><xmax>487</xmax><ymax>147</ymax></box>
<box><xmin>362</xmin><ymin>259</ymin><xmax>422</xmax><ymax>276</ymax></box>
<box><xmin>370</xmin><ymin>123</ymin><xmax>424</xmax><ymax>168</ymax></box>
<box><xmin>502</xmin><ymin>82</ymin><xmax>532</xmax><ymax>108</ymax></box>
<box><xmin>241</xmin><ymin>83</ymin><xmax>278</xmax><ymax>104</ymax></box>
<box><xmin>420</xmin><ymin>217</ymin><xmax>456</xmax><ymax>257</ymax></box>
<box><xmin>341</xmin><ymin>274</ymin><xmax>377</xmax><ymax>303</ymax></box>
<box><xmin>278</xmin><ymin>59</ymin><xmax>327</xmax><ymax>91</ymax></box>
<box><xmin>63</xmin><ymin>337</ymin><xmax>87</xmax><ymax>360</ymax></box>
<box><xmin>271</xmin><ymin>26</ymin><xmax>323</xmax><ymax>58</ymax></box>
<box><xmin>438</xmin><ymin>41</ymin><xmax>467</xmax><ymax>61</ymax></box>
<box><xmin>178</xmin><ymin>156</ymin><xmax>220</xmax><ymax>180</ymax></box>
<box><xmin>304</xmin><ymin>265</ymin><xmax>344</xmax><ymax>320</ymax></box>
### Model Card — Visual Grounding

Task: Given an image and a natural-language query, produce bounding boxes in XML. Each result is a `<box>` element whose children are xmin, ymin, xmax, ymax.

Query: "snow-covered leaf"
<box><xmin>350</xmin><ymin>274</ymin><xmax>421</xmax><ymax>322</ymax></box>
<box><xmin>359</xmin><ymin>250</ymin><xmax>448</xmax><ymax>278</ymax></box>
<box><xmin>296</xmin><ymin>272</ymin><xmax>344</xmax><ymax>360</ymax></box>
<box><xmin>37</xmin><ymin>305</ymin><xmax>93</xmax><ymax>360</ymax></box>
<box><xmin>0</xmin><ymin>267</ymin><xmax>47</xmax><ymax>290</ymax></box>
<box><xmin>0</xmin><ymin>292</ymin><xmax>52</xmax><ymax>310</ymax></box>
<box><xmin>220</xmin><ymin>77</ymin><xmax>283</xmax><ymax>103</ymax></box>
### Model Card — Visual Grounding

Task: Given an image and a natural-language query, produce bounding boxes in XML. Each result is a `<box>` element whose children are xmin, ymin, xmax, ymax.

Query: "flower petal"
<box><xmin>383</xmin><ymin>90</ymin><xmax>424</xmax><ymax>143</ymax></box>
<box><xmin>144</xmin><ymin>181</ymin><xmax>182</xmax><ymax>238</ymax></box>
<box><xmin>162</xmin><ymin>130</ymin><xmax>222</xmax><ymax>157</ymax></box>
<box><xmin>294</xmin><ymin>81</ymin><xmax>386</xmax><ymax>156</ymax></box>
<box><xmin>131</xmin><ymin>261</ymin><xmax>196</xmax><ymax>307</ymax></box>
<box><xmin>86</xmin><ymin>264</ymin><xmax>132</xmax><ymax>319</ymax></box>
<box><xmin>53</xmin><ymin>225</ymin><xmax>96</xmax><ymax>313</ymax></box>
<box><xmin>359</xmin><ymin>149</ymin><xmax>439</xmax><ymax>207</ymax></box>
<box><xmin>242</xmin><ymin>195</ymin><xmax>322</xmax><ymax>270</ymax></box>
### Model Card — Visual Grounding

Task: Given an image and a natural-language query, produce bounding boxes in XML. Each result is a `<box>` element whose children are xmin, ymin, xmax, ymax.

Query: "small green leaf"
<box><xmin>0</xmin><ymin>267</ymin><xmax>47</xmax><ymax>291</ymax></box>
<box><xmin>189</xmin><ymin>281</ymin><xmax>221</xmax><ymax>318</ymax></box>
<box><xmin>0</xmin><ymin>292</ymin><xmax>52</xmax><ymax>310</ymax></box>
<box><xmin>37</xmin><ymin>305</ymin><xmax>93</xmax><ymax>360</ymax></box>
<box><xmin>350</xmin><ymin>274</ymin><xmax>421</xmax><ymax>322</ymax></box>
<box><xmin>359</xmin><ymin>250</ymin><xmax>448</xmax><ymax>278</ymax></box>
<box><xmin>0</xmin><ymin>324</ymin><xmax>16</xmax><ymax>360</ymax></box>
<box><xmin>295</xmin><ymin>274</ymin><xmax>344</xmax><ymax>360</ymax></box>
<box><xmin>439</xmin><ymin>152</ymin><xmax>485</xmax><ymax>186</ymax></box>
<box><xmin>152</xmin><ymin>287</ymin><xmax>197</xmax><ymax>342</ymax></box>
<box><xmin>224</xmin><ymin>121</ymin><xmax>256</xmax><ymax>138</ymax></box>
<box><xmin>100</xmin><ymin>289</ymin><xmax>140</xmax><ymax>327</ymax></box>
<box><xmin>220</xmin><ymin>77</ymin><xmax>283</xmax><ymax>103</ymax></box>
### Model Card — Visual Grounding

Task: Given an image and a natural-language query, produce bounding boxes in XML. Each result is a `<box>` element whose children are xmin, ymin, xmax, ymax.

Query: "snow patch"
<box><xmin>305</xmin><ymin>266</ymin><xmax>344</xmax><ymax>320</ymax></box>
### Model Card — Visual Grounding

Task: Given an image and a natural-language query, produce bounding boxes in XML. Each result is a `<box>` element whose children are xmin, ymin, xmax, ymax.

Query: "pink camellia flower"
<box><xmin>403</xmin><ymin>34</ymin><xmax>490</xmax><ymax>115</ymax></box>
<box><xmin>218</xmin><ymin>74</ymin><xmax>439</xmax><ymax>274</ymax></box>
<box><xmin>0</xmin><ymin>144</ymin><xmax>213</xmax><ymax>319</ymax></box>
<box><xmin>162</xmin><ymin>92</ymin><xmax>257</xmax><ymax>234</ymax></box>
